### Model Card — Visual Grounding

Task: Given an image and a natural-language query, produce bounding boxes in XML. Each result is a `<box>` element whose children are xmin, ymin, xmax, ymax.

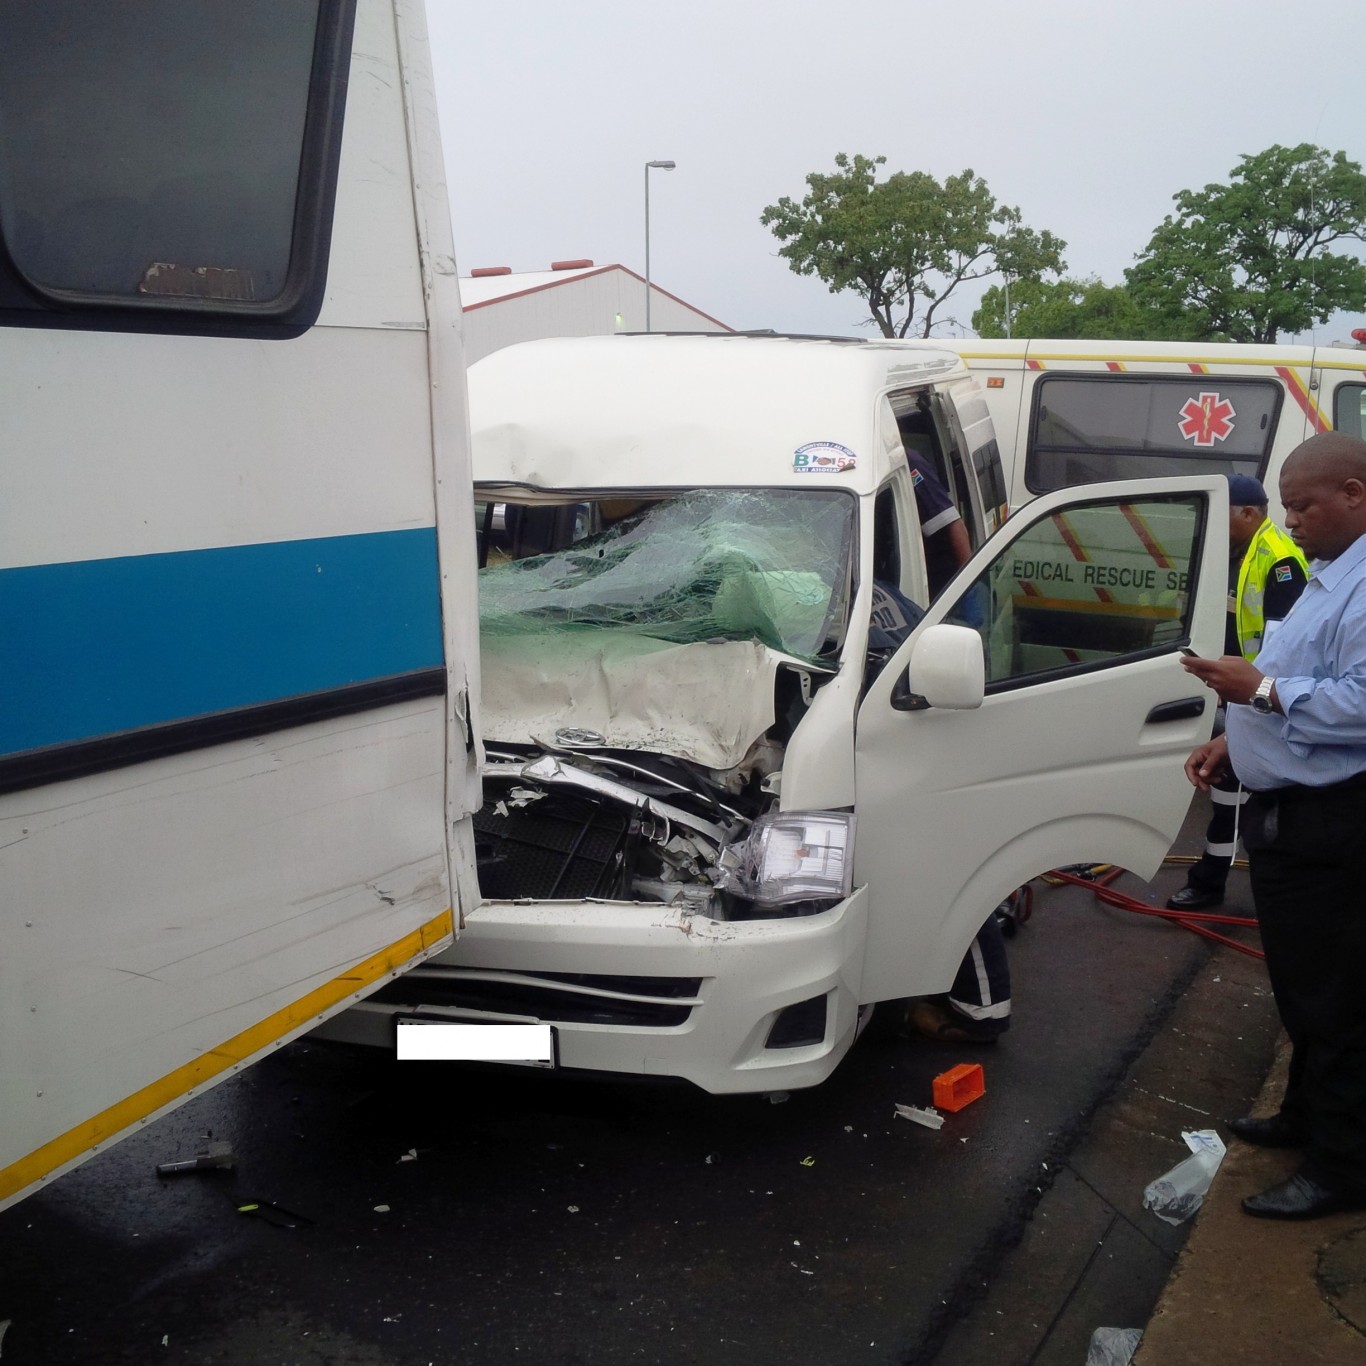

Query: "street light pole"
<box><xmin>644</xmin><ymin>159</ymin><xmax>675</xmax><ymax>332</ymax></box>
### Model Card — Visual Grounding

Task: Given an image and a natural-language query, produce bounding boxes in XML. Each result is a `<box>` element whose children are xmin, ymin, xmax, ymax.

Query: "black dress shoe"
<box><xmin>1166</xmin><ymin>884</ymin><xmax>1225</xmax><ymax>910</ymax></box>
<box><xmin>1227</xmin><ymin>1113</ymin><xmax>1310</xmax><ymax>1148</ymax></box>
<box><xmin>1242</xmin><ymin>1170</ymin><xmax>1366</xmax><ymax>1220</ymax></box>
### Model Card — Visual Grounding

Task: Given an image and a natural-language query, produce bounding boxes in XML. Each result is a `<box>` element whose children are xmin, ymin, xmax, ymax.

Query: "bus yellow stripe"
<box><xmin>0</xmin><ymin>907</ymin><xmax>453</xmax><ymax>1204</ymax></box>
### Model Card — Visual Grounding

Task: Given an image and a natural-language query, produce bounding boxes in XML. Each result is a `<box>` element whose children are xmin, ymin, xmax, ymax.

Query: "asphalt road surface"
<box><xmin>0</xmin><ymin>848</ymin><xmax>1277</xmax><ymax>1366</ymax></box>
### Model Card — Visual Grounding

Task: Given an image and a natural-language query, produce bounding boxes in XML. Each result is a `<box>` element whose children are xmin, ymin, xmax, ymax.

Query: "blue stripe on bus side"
<box><xmin>0</xmin><ymin>529</ymin><xmax>443</xmax><ymax>757</ymax></box>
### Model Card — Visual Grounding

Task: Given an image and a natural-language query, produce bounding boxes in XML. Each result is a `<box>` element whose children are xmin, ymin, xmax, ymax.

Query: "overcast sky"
<box><xmin>426</xmin><ymin>0</ymin><xmax>1366</xmax><ymax>344</ymax></box>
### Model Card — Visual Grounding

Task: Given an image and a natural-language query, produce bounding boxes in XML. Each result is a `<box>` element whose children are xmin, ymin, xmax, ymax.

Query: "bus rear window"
<box><xmin>0</xmin><ymin>0</ymin><xmax>351</xmax><ymax>329</ymax></box>
<box><xmin>1025</xmin><ymin>376</ymin><xmax>1280</xmax><ymax>493</ymax></box>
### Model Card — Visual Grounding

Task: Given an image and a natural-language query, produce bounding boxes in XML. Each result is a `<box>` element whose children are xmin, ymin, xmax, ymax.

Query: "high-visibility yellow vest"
<box><xmin>1235</xmin><ymin>519</ymin><xmax>1307</xmax><ymax>660</ymax></box>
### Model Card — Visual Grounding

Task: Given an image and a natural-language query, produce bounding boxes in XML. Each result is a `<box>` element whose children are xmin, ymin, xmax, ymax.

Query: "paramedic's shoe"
<box><xmin>1242</xmin><ymin>1170</ymin><xmax>1366</xmax><ymax>1220</ymax></box>
<box><xmin>1227</xmin><ymin>1113</ymin><xmax>1310</xmax><ymax>1149</ymax></box>
<box><xmin>1166</xmin><ymin>883</ymin><xmax>1224</xmax><ymax>911</ymax></box>
<box><xmin>904</xmin><ymin>1000</ymin><xmax>1002</xmax><ymax>1045</ymax></box>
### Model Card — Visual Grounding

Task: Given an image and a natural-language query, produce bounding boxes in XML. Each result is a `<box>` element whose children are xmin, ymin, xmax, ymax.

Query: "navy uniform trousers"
<box><xmin>1245</xmin><ymin>776</ymin><xmax>1366</xmax><ymax>1192</ymax></box>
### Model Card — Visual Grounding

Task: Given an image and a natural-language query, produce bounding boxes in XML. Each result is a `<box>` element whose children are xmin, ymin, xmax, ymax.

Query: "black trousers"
<box><xmin>946</xmin><ymin>911</ymin><xmax>1011</xmax><ymax>1036</ymax></box>
<box><xmin>1187</xmin><ymin>706</ymin><xmax>1249</xmax><ymax>893</ymax></box>
<box><xmin>1186</xmin><ymin>770</ymin><xmax>1248</xmax><ymax>892</ymax></box>
<box><xmin>1245</xmin><ymin>778</ymin><xmax>1366</xmax><ymax>1191</ymax></box>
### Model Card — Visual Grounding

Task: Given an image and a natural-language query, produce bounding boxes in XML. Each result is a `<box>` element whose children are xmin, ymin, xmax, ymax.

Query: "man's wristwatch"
<box><xmin>1250</xmin><ymin>675</ymin><xmax>1277</xmax><ymax>714</ymax></box>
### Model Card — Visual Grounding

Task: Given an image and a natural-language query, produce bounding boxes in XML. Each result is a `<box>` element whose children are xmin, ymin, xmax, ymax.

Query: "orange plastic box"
<box><xmin>932</xmin><ymin>1062</ymin><xmax>985</xmax><ymax>1113</ymax></box>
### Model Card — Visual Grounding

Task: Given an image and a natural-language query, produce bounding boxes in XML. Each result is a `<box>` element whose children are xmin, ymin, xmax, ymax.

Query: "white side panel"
<box><xmin>391</xmin><ymin>0</ymin><xmax>486</xmax><ymax>876</ymax></box>
<box><xmin>854</xmin><ymin>475</ymin><xmax>1228</xmax><ymax>1005</ymax></box>
<box><xmin>315</xmin><ymin>0</ymin><xmax>427</xmax><ymax>331</ymax></box>
<box><xmin>0</xmin><ymin>0</ymin><xmax>476</xmax><ymax>1208</ymax></box>
<box><xmin>0</xmin><ymin>326</ymin><xmax>434</xmax><ymax>567</ymax></box>
<box><xmin>1</xmin><ymin>702</ymin><xmax>452</xmax><ymax>1206</ymax></box>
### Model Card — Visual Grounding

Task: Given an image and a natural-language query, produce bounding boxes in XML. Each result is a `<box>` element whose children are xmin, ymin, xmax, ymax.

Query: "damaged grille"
<box><xmin>475</xmin><ymin>790</ymin><xmax>630</xmax><ymax>900</ymax></box>
<box><xmin>370</xmin><ymin>970</ymin><xmax>703</xmax><ymax>1028</ymax></box>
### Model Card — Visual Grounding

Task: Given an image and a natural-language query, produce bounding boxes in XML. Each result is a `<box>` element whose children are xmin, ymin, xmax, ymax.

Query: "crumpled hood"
<box><xmin>479</xmin><ymin>632</ymin><xmax>797</xmax><ymax>770</ymax></box>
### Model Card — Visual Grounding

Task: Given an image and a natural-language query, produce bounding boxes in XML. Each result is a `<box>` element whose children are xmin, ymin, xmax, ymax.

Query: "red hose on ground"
<box><xmin>1042</xmin><ymin>866</ymin><xmax>1265</xmax><ymax>960</ymax></box>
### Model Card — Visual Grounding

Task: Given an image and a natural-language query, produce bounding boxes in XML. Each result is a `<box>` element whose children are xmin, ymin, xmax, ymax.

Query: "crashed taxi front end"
<box><xmin>321</xmin><ymin>484</ymin><xmax>873</xmax><ymax>1092</ymax></box>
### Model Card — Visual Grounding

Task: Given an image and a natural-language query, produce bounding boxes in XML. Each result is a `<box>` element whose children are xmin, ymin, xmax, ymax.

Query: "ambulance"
<box><xmin>317</xmin><ymin>333</ymin><xmax>1233</xmax><ymax>1094</ymax></box>
<box><xmin>930</xmin><ymin>338</ymin><xmax>1366</xmax><ymax>516</ymax></box>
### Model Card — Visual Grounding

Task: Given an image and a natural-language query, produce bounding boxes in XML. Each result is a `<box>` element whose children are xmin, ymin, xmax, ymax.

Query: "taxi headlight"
<box><xmin>718</xmin><ymin>811</ymin><xmax>855</xmax><ymax>906</ymax></box>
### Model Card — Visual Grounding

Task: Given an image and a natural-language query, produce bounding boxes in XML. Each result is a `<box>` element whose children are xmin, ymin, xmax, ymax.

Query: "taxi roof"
<box><xmin>469</xmin><ymin>333</ymin><xmax>967</xmax><ymax>497</ymax></box>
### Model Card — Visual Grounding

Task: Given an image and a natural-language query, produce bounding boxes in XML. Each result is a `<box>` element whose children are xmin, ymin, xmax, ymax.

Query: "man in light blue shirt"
<box><xmin>1183</xmin><ymin>431</ymin><xmax>1366</xmax><ymax>1220</ymax></box>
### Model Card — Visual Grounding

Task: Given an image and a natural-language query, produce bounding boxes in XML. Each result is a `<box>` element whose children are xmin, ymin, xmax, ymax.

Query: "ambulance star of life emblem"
<box><xmin>1177</xmin><ymin>392</ymin><xmax>1237</xmax><ymax>447</ymax></box>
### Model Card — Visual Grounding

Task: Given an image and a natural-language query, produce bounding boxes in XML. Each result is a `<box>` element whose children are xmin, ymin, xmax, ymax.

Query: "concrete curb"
<box><xmin>1137</xmin><ymin>1038</ymin><xmax>1366</xmax><ymax>1365</ymax></box>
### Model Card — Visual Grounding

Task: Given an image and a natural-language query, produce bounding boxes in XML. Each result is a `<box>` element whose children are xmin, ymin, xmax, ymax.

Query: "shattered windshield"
<box><xmin>477</xmin><ymin>489</ymin><xmax>855</xmax><ymax>662</ymax></box>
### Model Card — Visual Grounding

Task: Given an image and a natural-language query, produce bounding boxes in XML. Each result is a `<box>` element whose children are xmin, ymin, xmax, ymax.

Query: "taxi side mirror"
<box><xmin>894</xmin><ymin>623</ymin><xmax>985</xmax><ymax>711</ymax></box>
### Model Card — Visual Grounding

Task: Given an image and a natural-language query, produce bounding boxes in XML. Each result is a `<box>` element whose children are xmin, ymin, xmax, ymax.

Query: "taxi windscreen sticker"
<box><xmin>793</xmin><ymin>441</ymin><xmax>857</xmax><ymax>474</ymax></box>
<box><xmin>1177</xmin><ymin>392</ymin><xmax>1236</xmax><ymax>447</ymax></box>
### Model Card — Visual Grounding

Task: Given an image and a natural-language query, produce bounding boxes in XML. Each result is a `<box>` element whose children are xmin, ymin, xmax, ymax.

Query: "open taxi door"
<box><xmin>855</xmin><ymin>475</ymin><xmax>1228</xmax><ymax>1003</ymax></box>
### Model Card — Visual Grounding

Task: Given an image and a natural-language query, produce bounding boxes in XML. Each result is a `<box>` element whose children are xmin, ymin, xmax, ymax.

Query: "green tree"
<box><xmin>760</xmin><ymin>153</ymin><xmax>1066</xmax><ymax>338</ymax></box>
<box><xmin>1125</xmin><ymin>143</ymin><xmax>1366</xmax><ymax>343</ymax></box>
<box><xmin>972</xmin><ymin>276</ymin><xmax>1152</xmax><ymax>339</ymax></box>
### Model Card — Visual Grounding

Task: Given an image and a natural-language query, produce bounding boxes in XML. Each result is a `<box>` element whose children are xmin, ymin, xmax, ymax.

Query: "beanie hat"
<box><xmin>1226</xmin><ymin>473</ymin><xmax>1268</xmax><ymax>508</ymax></box>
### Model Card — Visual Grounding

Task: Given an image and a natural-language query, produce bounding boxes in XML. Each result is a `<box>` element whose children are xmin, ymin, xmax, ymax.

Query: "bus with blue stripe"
<box><xmin>0</xmin><ymin>0</ymin><xmax>482</xmax><ymax>1209</ymax></box>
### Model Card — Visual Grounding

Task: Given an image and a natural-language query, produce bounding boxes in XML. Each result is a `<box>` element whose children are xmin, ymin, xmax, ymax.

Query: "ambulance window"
<box><xmin>944</xmin><ymin>493</ymin><xmax>1201</xmax><ymax>689</ymax></box>
<box><xmin>1026</xmin><ymin>377</ymin><xmax>1279</xmax><ymax>494</ymax></box>
<box><xmin>1334</xmin><ymin>385</ymin><xmax>1366</xmax><ymax>440</ymax></box>
<box><xmin>0</xmin><ymin>0</ymin><xmax>352</xmax><ymax>335</ymax></box>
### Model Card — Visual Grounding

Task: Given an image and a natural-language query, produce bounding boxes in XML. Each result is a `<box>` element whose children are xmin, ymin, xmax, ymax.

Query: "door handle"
<box><xmin>1144</xmin><ymin>697</ymin><xmax>1207</xmax><ymax>724</ymax></box>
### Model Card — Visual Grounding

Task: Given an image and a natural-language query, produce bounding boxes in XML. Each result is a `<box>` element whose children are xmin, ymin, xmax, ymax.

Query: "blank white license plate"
<box><xmin>395</xmin><ymin>1019</ymin><xmax>555</xmax><ymax>1066</ymax></box>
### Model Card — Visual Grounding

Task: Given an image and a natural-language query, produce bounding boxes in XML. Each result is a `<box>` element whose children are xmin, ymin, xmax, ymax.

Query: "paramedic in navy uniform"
<box><xmin>1182</xmin><ymin>432</ymin><xmax>1366</xmax><ymax>1220</ymax></box>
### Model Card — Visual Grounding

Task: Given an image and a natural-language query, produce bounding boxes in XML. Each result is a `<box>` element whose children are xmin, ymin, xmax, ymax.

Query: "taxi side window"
<box><xmin>871</xmin><ymin>485</ymin><xmax>902</xmax><ymax>588</ymax></box>
<box><xmin>946</xmin><ymin>494</ymin><xmax>1202</xmax><ymax>687</ymax></box>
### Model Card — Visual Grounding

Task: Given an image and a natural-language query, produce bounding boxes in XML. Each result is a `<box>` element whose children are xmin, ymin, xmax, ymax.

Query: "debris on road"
<box><xmin>155</xmin><ymin>1140</ymin><xmax>235</xmax><ymax>1175</ymax></box>
<box><xmin>1086</xmin><ymin>1325</ymin><xmax>1142</xmax><ymax>1365</ymax></box>
<box><xmin>236</xmin><ymin>1199</ymin><xmax>311</xmax><ymax>1228</ymax></box>
<box><xmin>895</xmin><ymin>1103</ymin><xmax>945</xmax><ymax>1130</ymax></box>
<box><xmin>932</xmin><ymin>1063</ymin><xmax>986</xmax><ymax>1112</ymax></box>
<box><xmin>1142</xmin><ymin>1129</ymin><xmax>1226</xmax><ymax>1225</ymax></box>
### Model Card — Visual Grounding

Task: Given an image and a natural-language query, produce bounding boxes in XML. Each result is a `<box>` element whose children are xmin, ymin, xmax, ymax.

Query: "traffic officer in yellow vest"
<box><xmin>1168</xmin><ymin>474</ymin><xmax>1309</xmax><ymax>910</ymax></box>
